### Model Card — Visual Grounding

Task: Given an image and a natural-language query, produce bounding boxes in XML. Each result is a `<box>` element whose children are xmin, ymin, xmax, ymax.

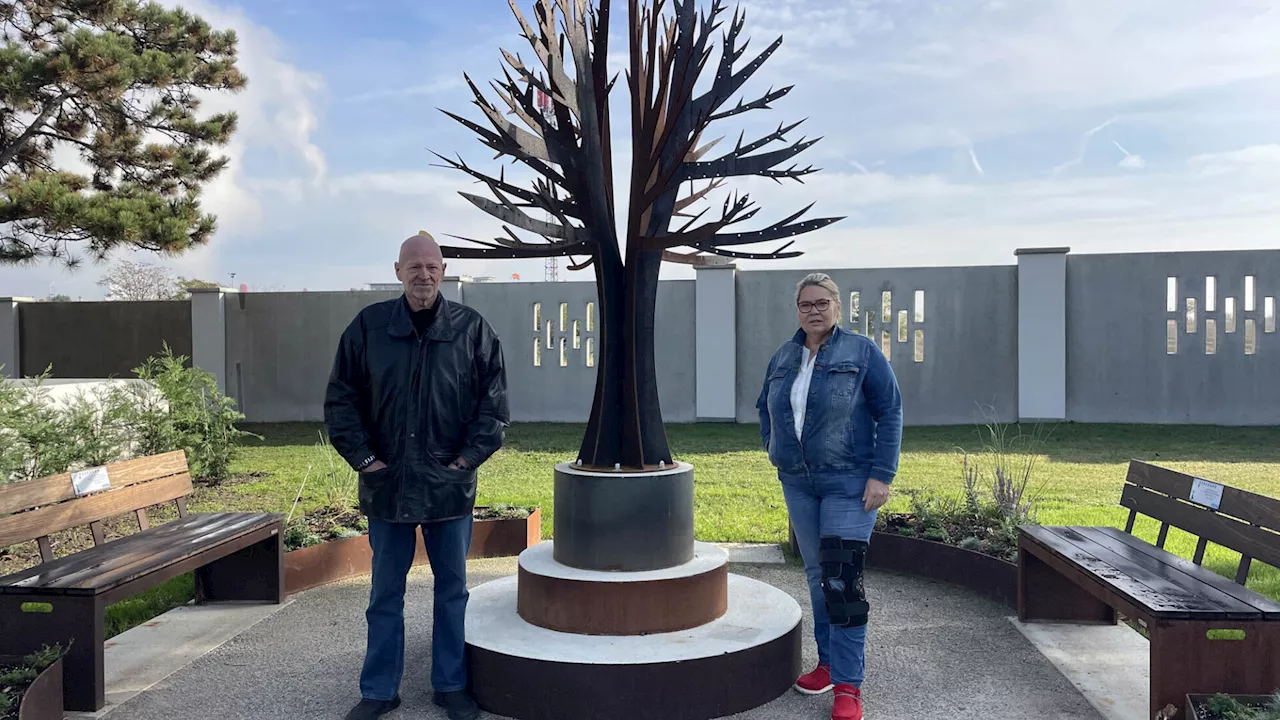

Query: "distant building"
<box><xmin>367</xmin><ymin>283</ymin><xmax>401</xmax><ymax>291</ymax></box>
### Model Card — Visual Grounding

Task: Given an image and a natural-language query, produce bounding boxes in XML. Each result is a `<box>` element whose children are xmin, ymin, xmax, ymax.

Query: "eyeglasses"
<box><xmin>797</xmin><ymin>299</ymin><xmax>832</xmax><ymax>313</ymax></box>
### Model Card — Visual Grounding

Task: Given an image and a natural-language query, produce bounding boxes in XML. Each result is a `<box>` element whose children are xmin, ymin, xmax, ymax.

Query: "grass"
<box><xmin>90</xmin><ymin>421</ymin><xmax>1280</xmax><ymax>634</ymax></box>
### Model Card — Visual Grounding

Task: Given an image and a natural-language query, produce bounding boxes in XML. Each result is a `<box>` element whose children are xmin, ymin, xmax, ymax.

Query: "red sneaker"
<box><xmin>794</xmin><ymin>663</ymin><xmax>834</xmax><ymax>694</ymax></box>
<box><xmin>832</xmin><ymin>683</ymin><xmax>863</xmax><ymax>720</ymax></box>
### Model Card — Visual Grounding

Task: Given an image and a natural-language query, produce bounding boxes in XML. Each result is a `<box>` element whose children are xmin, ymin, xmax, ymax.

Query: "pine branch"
<box><xmin>0</xmin><ymin>91</ymin><xmax>70</xmax><ymax>169</ymax></box>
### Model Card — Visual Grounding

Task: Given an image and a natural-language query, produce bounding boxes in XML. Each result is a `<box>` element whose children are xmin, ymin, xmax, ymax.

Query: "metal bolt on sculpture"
<box><xmin>435</xmin><ymin>0</ymin><xmax>842</xmax><ymax>471</ymax></box>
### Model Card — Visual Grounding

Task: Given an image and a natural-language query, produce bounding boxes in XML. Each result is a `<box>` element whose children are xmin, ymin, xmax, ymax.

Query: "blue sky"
<box><xmin>5</xmin><ymin>0</ymin><xmax>1279</xmax><ymax>299</ymax></box>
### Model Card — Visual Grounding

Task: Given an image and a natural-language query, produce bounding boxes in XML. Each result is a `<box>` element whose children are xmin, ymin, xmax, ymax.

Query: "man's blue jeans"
<box><xmin>360</xmin><ymin>515</ymin><xmax>473</xmax><ymax>701</ymax></box>
<box><xmin>781</xmin><ymin>473</ymin><xmax>878</xmax><ymax>687</ymax></box>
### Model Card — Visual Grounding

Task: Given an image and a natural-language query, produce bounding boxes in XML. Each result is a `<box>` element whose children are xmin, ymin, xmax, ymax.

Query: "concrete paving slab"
<box><xmin>104</xmin><ymin>558</ymin><xmax>1103</xmax><ymax>720</ymax></box>
<box><xmin>715</xmin><ymin>542</ymin><xmax>787</xmax><ymax>564</ymax></box>
<box><xmin>67</xmin><ymin>599</ymin><xmax>292</xmax><ymax>719</ymax></box>
<box><xmin>1010</xmin><ymin>617</ymin><xmax>1151</xmax><ymax>720</ymax></box>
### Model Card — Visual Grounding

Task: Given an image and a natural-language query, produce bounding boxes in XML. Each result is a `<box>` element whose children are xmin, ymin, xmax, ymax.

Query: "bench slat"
<box><xmin>1021</xmin><ymin>526</ymin><xmax>1251</xmax><ymax>620</ymax></box>
<box><xmin>1121</xmin><ymin>485</ymin><xmax>1280</xmax><ymax>571</ymax></box>
<box><xmin>0</xmin><ymin>513</ymin><xmax>280</xmax><ymax>595</ymax></box>
<box><xmin>0</xmin><ymin>451</ymin><xmax>188</xmax><ymax>515</ymax></box>
<box><xmin>0</xmin><ymin>473</ymin><xmax>192</xmax><ymax>549</ymax></box>
<box><xmin>1071</xmin><ymin>527</ymin><xmax>1273</xmax><ymax>619</ymax></box>
<box><xmin>1128</xmin><ymin>461</ymin><xmax>1280</xmax><ymax>533</ymax></box>
<box><xmin>1091</xmin><ymin>526</ymin><xmax>1280</xmax><ymax>618</ymax></box>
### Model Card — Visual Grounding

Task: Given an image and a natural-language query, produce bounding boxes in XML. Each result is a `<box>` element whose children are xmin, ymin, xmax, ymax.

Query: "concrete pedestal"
<box><xmin>467</xmin><ymin>462</ymin><xmax>802</xmax><ymax>719</ymax></box>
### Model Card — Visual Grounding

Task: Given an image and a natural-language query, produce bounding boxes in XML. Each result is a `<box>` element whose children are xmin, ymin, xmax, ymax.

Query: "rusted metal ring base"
<box><xmin>516</xmin><ymin>541</ymin><xmax>728</xmax><ymax>635</ymax></box>
<box><xmin>466</xmin><ymin>574</ymin><xmax>803</xmax><ymax>720</ymax></box>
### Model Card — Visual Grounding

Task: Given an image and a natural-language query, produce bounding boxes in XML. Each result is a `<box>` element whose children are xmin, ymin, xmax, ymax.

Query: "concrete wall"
<box><xmin>462</xmin><ymin>280</ymin><xmax>697</xmax><ymax>424</ymax></box>
<box><xmin>223</xmin><ymin>291</ymin><xmax>400</xmax><ymax>422</ymax></box>
<box><xmin>221</xmin><ymin>281</ymin><xmax>697</xmax><ymax>424</ymax></box>
<box><xmin>15</xmin><ymin>248</ymin><xmax>1280</xmax><ymax>428</ymax></box>
<box><xmin>1066</xmin><ymin>250</ymin><xmax>1280</xmax><ymax>424</ymax></box>
<box><xmin>734</xmin><ymin>265</ymin><xmax>1019</xmax><ymax>426</ymax></box>
<box><xmin>18</xmin><ymin>301</ymin><xmax>191</xmax><ymax>378</ymax></box>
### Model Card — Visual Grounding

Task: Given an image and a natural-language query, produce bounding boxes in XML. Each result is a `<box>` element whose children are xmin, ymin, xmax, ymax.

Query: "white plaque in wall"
<box><xmin>71</xmin><ymin>467</ymin><xmax>111</xmax><ymax>496</ymax></box>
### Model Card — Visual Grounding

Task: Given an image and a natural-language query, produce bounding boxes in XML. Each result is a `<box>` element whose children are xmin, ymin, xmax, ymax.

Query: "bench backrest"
<box><xmin>1121</xmin><ymin>459</ymin><xmax>1280</xmax><ymax>584</ymax></box>
<box><xmin>0</xmin><ymin>451</ymin><xmax>192</xmax><ymax>562</ymax></box>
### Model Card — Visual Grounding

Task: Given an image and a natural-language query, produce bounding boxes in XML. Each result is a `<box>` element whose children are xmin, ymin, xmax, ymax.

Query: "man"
<box><xmin>324</xmin><ymin>232</ymin><xmax>508</xmax><ymax>720</ymax></box>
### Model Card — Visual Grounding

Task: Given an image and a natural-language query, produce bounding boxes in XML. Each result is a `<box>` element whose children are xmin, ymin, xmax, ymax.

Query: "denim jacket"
<box><xmin>756</xmin><ymin>326</ymin><xmax>903</xmax><ymax>483</ymax></box>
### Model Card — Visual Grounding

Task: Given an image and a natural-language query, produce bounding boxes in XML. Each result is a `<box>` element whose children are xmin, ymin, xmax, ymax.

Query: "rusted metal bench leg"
<box><xmin>195</xmin><ymin>523</ymin><xmax>285</xmax><ymax>603</ymax></box>
<box><xmin>1150</xmin><ymin>620</ymin><xmax>1280</xmax><ymax>719</ymax></box>
<box><xmin>1017</xmin><ymin>544</ymin><xmax>1117</xmax><ymax>624</ymax></box>
<box><xmin>0</xmin><ymin>593</ymin><xmax>105</xmax><ymax>712</ymax></box>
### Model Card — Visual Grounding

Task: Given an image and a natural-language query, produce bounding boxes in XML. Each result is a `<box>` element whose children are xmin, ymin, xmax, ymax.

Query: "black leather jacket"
<box><xmin>323</xmin><ymin>295</ymin><xmax>508</xmax><ymax>524</ymax></box>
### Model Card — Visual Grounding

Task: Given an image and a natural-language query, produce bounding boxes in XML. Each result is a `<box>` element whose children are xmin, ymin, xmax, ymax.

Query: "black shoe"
<box><xmin>432</xmin><ymin>690</ymin><xmax>479</xmax><ymax>720</ymax></box>
<box><xmin>345</xmin><ymin>696</ymin><xmax>401</xmax><ymax>720</ymax></box>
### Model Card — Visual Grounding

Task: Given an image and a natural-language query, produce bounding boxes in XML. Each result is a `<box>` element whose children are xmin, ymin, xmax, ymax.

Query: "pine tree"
<box><xmin>0</xmin><ymin>0</ymin><xmax>246</xmax><ymax>267</ymax></box>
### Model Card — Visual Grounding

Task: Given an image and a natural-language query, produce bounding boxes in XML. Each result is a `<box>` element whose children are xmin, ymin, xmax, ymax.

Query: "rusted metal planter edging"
<box><xmin>865</xmin><ymin>531</ymin><xmax>1018</xmax><ymax>608</ymax></box>
<box><xmin>284</xmin><ymin>507</ymin><xmax>541</xmax><ymax>595</ymax></box>
<box><xmin>1186</xmin><ymin>694</ymin><xmax>1277</xmax><ymax>720</ymax></box>
<box><xmin>787</xmin><ymin>521</ymin><xmax>1018</xmax><ymax>608</ymax></box>
<box><xmin>0</xmin><ymin>655</ymin><xmax>63</xmax><ymax>720</ymax></box>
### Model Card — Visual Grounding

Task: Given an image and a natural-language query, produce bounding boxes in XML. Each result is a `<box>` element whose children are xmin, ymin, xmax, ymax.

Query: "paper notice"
<box><xmin>1189</xmin><ymin>478</ymin><xmax>1224</xmax><ymax>510</ymax></box>
<box><xmin>71</xmin><ymin>466</ymin><xmax>111</xmax><ymax>496</ymax></box>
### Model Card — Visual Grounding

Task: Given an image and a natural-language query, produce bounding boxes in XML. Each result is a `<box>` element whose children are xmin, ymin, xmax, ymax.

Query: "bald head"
<box><xmin>395</xmin><ymin>231</ymin><xmax>447</xmax><ymax>311</ymax></box>
<box><xmin>399</xmin><ymin>232</ymin><xmax>443</xmax><ymax>264</ymax></box>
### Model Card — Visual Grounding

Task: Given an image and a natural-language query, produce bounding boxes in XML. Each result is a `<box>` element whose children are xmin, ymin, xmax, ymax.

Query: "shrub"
<box><xmin>130</xmin><ymin>344</ymin><xmax>257</xmax><ymax>483</ymax></box>
<box><xmin>0</xmin><ymin>344</ymin><xmax>254</xmax><ymax>485</ymax></box>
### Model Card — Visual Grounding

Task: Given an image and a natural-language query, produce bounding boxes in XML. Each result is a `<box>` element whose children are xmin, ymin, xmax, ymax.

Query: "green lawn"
<box><xmin>104</xmin><ymin>421</ymin><xmax>1280</xmax><ymax>634</ymax></box>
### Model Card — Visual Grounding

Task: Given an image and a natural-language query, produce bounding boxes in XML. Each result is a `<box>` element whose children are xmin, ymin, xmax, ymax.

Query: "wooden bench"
<box><xmin>0</xmin><ymin>450</ymin><xmax>284</xmax><ymax>712</ymax></box>
<box><xmin>1018</xmin><ymin>460</ymin><xmax>1280</xmax><ymax>716</ymax></box>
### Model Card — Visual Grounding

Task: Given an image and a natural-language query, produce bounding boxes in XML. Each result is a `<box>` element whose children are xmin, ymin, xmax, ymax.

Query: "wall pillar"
<box><xmin>694</xmin><ymin>262</ymin><xmax>737</xmax><ymax>422</ymax></box>
<box><xmin>1016</xmin><ymin>247</ymin><xmax>1069</xmax><ymax>422</ymax></box>
<box><xmin>190</xmin><ymin>287</ymin><xmax>234</xmax><ymax>394</ymax></box>
<box><xmin>0</xmin><ymin>297</ymin><xmax>31</xmax><ymax>378</ymax></box>
<box><xmin>442</xmin><ymin>276</ymin><xmax>470</xmax><ymax>304</ymax></box>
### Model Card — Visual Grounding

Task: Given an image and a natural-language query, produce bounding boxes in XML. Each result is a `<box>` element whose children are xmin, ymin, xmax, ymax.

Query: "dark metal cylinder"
<box><xmin>552</xmin><ymin>462</ymin><xmax>695</xmax><ymax>572</ymax></box>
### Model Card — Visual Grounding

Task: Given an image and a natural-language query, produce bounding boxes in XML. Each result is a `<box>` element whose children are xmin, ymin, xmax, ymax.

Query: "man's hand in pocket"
<box><xmin>360</xmin><ymin>460</ymin><xmax>388</xmax><ymax>473</ymax></box>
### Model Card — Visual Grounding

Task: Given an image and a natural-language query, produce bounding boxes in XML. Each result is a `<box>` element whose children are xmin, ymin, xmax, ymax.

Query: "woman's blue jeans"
<box><xmin>359</xmin><ymin>515</ymin><xmax>473</xmax><ymax>701</ymax></box>
<box><xmin>781</xmin><ymin>473</ymin><xmax>878</xmax><ymax>687</ymax></box>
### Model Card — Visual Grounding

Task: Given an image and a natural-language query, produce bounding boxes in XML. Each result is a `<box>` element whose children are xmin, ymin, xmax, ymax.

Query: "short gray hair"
<box><xmin>795</xmin><ymin>272</ymin><xmax>840</xmax><ymax>305</ymax></box>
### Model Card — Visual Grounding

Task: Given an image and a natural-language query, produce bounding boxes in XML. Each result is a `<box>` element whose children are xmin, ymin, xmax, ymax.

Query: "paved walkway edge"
<box><xmin>1009</xmin><ymin>616</ymin><xmax>1151</xmax><ymax>720</ymax></box>
<box><xmin>66</xmin><ymin>599</ymin><xmax>293</xmax><ymax>719</ymax></box>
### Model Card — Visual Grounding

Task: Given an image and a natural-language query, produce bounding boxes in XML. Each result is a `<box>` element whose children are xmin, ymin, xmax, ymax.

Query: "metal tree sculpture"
<box><xmin>435</xmin><ymin>0</ymin><xmax>842</xmax><ymax>471</ymax></box>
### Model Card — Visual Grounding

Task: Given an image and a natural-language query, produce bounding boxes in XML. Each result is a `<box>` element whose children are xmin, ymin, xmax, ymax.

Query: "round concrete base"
<box><xmin>466</xmin><ymin>574</ymin><xmax>803</xmax><ymax>720</ymax></box>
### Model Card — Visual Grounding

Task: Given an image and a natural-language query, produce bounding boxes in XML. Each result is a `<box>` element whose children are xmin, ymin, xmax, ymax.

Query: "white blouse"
<box><xmin>791</xmin><ymin>347</ymin><xmax>817</xmax><ymax>441</ymax></box>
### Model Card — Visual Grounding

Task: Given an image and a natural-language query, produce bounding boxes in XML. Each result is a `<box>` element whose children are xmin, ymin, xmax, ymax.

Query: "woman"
<box><xmin>756</xmin><ymin>273</ymin><xmax>903</xmax><ymax>720</ymax></box>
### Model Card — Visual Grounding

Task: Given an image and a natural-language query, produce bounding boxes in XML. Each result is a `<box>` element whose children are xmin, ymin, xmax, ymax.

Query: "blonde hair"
<box><xmin>795</xmin><ymin>272</ymin><xmax>841</xmax><ymax>303</ymax></box>
<box><xmin>795</xmin><ymin>273</ymin><xmax>842</xmax><ymax>325</ymax></box>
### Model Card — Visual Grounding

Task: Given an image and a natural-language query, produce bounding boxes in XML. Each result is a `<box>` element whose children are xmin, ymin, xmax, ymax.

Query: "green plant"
<box><xmin>0</xmin><ymin>370</ymin><xmax>82</xmax><ymax>483</ymax></box>
<box><xmin>1198</xmin><ymin>691</ymin><xmax>1280</xmax><ymax>720</ymax></box>
<box><xmin>957</xmin><ymin>412</ymin><xmax>1057</xmax><ymax>522</ymax></box>
<box><xmin>61</xmin><ymin>384</ymin><xmax>137</xmax><ymax>468</ymax></box>
<box><xmin>130</xmin><ymin>343</ymin><xmax>258</xmax><ymax>483</ymax></box>
<box><xmin>313</xmin><ymin>431</ymin><xmax>358</xmax><ymax>511</ymax></box>
<box><xmin>0</xmin><ymin>643</ymin><xmax>66</xmax><ymax>720</ymax></box>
